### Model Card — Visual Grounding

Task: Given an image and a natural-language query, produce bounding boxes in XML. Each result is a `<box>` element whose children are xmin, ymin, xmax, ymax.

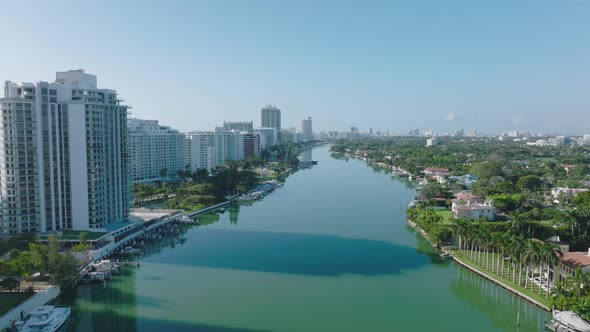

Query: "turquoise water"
<box><xmin>60</xmin><ymin>145</ymin><xmax>550</xmax><ymax>331</ymax></box>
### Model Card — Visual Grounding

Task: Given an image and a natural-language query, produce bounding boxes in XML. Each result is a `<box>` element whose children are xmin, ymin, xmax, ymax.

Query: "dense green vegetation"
<box><xmin>133</xmin><ymin>141</ymin><xmax>319</xmax><ymax>212</ymax></box>
<box><xmin>0</xmin><ymin>236</ymin><xmax>80</xmax><ymax>290</ymax></box>
<box><xmin>133</xmin><ymin>159</ymin><xmax>259</xmax><ymax>211</ymax></box>
<box><xmin>333</xmin><ymin>137</ymin><xmax>590</xmax><ymax>319</ymax></box>
<box><xmin>332</xmin><ymin>137</ymin><xmax>590</xmax><ymax>182</ymax></box>
<box><xmin>333</xmin><ymin>137</ymin><xmax>590</xmax><ymax>249</ymax></box>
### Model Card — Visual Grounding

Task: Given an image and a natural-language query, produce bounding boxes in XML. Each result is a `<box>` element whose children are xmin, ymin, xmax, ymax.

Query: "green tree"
<box><xmin>72</xmin><ymin>232</ymin><xmax>93</xmax><ymax>253</ymax></box>
<box><xmin>0</xmin><ymin>277</ymin><xmax>19</xmax><ymax>292</ymax></box>
<box><xmin>51</xmin><ymin>253</ymin><xmax>79</xmax><ymax>288</ymax></box>
<box><xmin>471</xmin><ymin>161</ymin><xmax>504</xmax><ymax>180</ymax></box>
<box><xmin>516</xmin><ymin>175</ymin><xmax>543</xmax><ymax>192</ymax></box>
<box><xmin>9</xmin><ymin>251</ymin><xmax>35</xmax><ymax>279</ymax></box>
<box><xmin>429</xmin><ymin>225</ymin><xmax>453</xmax><ymax>249</ymax></box>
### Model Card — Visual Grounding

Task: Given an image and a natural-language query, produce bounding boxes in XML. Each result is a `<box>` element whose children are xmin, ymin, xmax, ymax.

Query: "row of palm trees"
<box><xmin>454</xmin><ymin>219</ymin><xmax>559</xmax><ymax>299</ymax></box>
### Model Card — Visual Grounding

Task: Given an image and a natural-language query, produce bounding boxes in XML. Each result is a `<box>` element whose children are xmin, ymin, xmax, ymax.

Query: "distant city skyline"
<box><xmin>1</xmin><ymin>1</ymin><xmax>589</xmax><ymax>134</ymax></box>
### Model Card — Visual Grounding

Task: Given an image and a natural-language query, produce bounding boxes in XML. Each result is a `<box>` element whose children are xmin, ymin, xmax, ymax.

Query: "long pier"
<box><xmin>187</xmin><ymin>200</ymin><xmax>233</xmax><ymax>218</ymax></box>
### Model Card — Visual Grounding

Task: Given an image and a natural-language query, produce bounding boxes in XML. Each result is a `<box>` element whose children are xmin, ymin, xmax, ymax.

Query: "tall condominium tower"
<box><xmin>186</xmin><ymin>129</ymin><xmax>256</xmax><ymax>172</ymax></box>
<box><xmin>261</xmin><ymin>104</ymin><xmax>281</xmax><ymax>131</ymax></box>
<box><xmin>128</xmin><ymin>118</ymin><xmax>187</xmax><ymax>183</ymax></box>
<box><xmin>0</xmin><ymin>69</ymin><xmax>130</xmax><ymax>234</ymax></box>
<box><xmin>254</xmin><ymin>127</ymin><xmax>278</xmax><ymax>149</ymax></box>
<box><xmin>301</xmin><ymin>117</ymin><xmax>313</xmax><ymax>140</ymax></box>
<box><xmin>213</xmin><ymin>127</ymin><xmax>244</xmax><ymax>167</ymax></box>
<box><xmin>186</xmin><ymin>132</ymin><xmax>216</xmax><ymax>171</ymax></box>
<box><xmin>223</xmin><ymin>121</ymin><xmax>253</xmax><ymax>133</ymax></box>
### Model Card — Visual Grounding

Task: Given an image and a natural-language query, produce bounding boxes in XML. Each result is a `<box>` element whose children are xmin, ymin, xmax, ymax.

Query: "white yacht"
<box><xmin>20</xmin><ymin>305</ymin><xmax>71</xmax><ymax>332</ymax></box>
<box><xmin>551</xmin><ymin>310</ymin><xmax>590</xmax><ymax>332</ymax></box>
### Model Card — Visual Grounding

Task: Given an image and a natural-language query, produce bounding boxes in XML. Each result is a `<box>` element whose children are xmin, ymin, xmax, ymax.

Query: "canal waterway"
<box><xmin>60</xmin><ymin>145</ymin><xmax>550</xmax><ymax>331</ymax></box>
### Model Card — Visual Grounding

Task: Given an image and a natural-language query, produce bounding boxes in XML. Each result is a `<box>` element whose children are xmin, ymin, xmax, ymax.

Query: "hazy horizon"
<box><xmin>1</xmin><ymin>1</ymin><xmax>589</xmax><ymax>135</ymax></box>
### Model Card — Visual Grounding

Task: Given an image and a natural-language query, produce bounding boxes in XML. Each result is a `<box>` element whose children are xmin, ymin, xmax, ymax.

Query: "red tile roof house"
<box><xmin>554</xmin><ymin>250</ymin><xmax>590</xmax><ymax>283</ymax></box>
<box><xmin>423</xmin><ymin>167</ymin><xmax>450</xmax><ymax>177</ymax></box>
<box><xmin>451</xmin><ymin>192</ymin><xmax>494</xmax><ymax>220</ymax></box>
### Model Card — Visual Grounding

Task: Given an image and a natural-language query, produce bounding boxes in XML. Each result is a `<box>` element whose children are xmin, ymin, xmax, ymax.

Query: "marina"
<box><xmin>236</xmin><ymin>180</ymin><xmax>282</xmax><ymax>202</ymax></box>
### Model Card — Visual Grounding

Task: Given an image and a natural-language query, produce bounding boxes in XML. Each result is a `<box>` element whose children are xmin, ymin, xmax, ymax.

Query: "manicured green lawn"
<box><xmin>453</xmin><ymin>250</ymin><xmax>551</xmax><ymax>307</ymax></box>
<box><xmin>61</xmin><ymin>230</ymin><xmax>107</xmax><ymax>240</ymax></box>
<box><xmin>435</xmin><ymin>210</ymin><xmax>455</xmax><ymax>224</ymax></box>
<box><xmin>0</xmin><ymin>292</ymin><xmax>33</xmax><ymax>316</ymax></box>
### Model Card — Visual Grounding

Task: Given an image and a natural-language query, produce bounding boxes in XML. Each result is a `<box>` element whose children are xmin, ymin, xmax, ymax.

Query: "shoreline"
<box><xmin>407</xmin><ymin>220</ymin><xmax>550</xmax><ymax>312</ymax></box>
<box><xmin>360</xmin><ymin>151</ymin><xmax>551</xmax><ymax>313</ymax></box>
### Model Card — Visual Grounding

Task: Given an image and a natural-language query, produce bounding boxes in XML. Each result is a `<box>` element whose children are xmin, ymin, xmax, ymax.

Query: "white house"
<box><xmin>451</xmin><ymin>192</ymin><xmax>494</xmax><ymax>220</ymax></box>
<box><xmin>551</xmin><ymin>187</ymin><xmax>589</xmax><ymax>203</ymax></box>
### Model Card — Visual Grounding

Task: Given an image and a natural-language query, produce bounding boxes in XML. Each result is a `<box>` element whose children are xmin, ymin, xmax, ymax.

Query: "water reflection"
<box><xmin>228</xmin><ymin>205</ymin><xmax>240</xmax><ymax>225</ymax></box>
<box><xmin>59</xmin><ymin>268</ymin><xmax>138</xmax><ymax>332</ymax></box>
<box><xmin>450</xmin><ymin>266</ymin><xmax>550</xmax><ymax>331</ymax></box>
<box><xmin>299</xmin><ymin>149</ymin><xmax>312</xmax><ymax>162</ymax></box>
<box><xmin>407</xmin><ymin>226</ymin><xmax>452</xmax><ymax>265</ymax></box>
<box><xmin>146</xmin><ymin>228</ymin><xmax>432</xmax><ymax>277</ymax></box>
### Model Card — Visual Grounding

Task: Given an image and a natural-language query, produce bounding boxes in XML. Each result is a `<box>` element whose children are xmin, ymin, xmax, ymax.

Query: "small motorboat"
<box><xmin>439</xmin><ymin>252</ymin><xmax>452</xmax><ymax>259</ymax></box>
<box><xmin>20</xmin><ymin>305</ymin><xmax>71</xmax><ymax>332</ymax></box>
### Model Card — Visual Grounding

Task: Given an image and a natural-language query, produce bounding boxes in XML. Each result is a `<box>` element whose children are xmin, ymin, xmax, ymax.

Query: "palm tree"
<box><xmin>453</xmin><ymin>219</ymin><xmax>470</xmax><ymax>253</ymax></box>
<box><xmin>512</xmin><ymin>235</ymin><xmax>526</xmax><ymax>286</ymax></box>
<box><xmin>481</xmin><ymin>231</ymin><xmax>492</xmax><ymax>270</ymax></box>
<box><xmin>563</xmin><ymin>210</ymin><xmax>577</xmax><ymax>237</ymax></box>
<box><xmin>543</xmin><ymin>243</ymin><xmax>559</xmax><ymax>299</ymax></box>
<box><xmin>498</xmin><ymin>232</ymin><xmax>511</xmax><ymax>278</ymax></box>
<box><xmin>491</xmin><ymin>232</ymin><xmax>503</xmax><ymax>274</ymax></box>
<box><xmin>569</xmin><ymin>267</ymin><xmax>588</xmax><ymax>298</ymax></box>
<box><xmin>522</xmin><ymin>240</ymin><xmax>538</xmax><ymax>290</ymax></box>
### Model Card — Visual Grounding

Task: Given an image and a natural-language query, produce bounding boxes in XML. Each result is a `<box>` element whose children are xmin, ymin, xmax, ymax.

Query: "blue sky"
<box><xmin>1</xmin><ymin>0</ymin><xmax>589</xmax><ymax>134</ymax></box>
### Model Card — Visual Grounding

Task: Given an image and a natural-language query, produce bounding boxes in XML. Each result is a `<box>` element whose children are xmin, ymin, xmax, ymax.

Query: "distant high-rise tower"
<box><xmin>223</xmin><ymin>121</ymin><xmax>253</xmax><ymax>133</ymax></box>
<box><xmin>301</xmin><ymin>117</ymin><xmax>313</xmax><ymax>140</ymax></box>
<box><xmin>261</xmin><ymin>104</ymin><xmax>281</xmax><ymax>131</ymax></box>
<box><xmin>0</xmin><ymin>69</ymin><xmax>130</xmax><ymax>234</ymax></box>
<box><xmin>408</xmin><ymin>128</ymin><xmax>420</xmax><ymax>136</ymax></box>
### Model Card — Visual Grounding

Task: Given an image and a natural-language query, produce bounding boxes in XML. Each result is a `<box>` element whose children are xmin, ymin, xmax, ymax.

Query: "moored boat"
<box><xmin>439</xmin><ymin>251</ymin><xmax>452</xmax><ymax>258</ymax></box>
<box><xmin>20</xmin><ymin>305</ymin><xmax>71</xmax><ymax>332</ymax></box>
<box><xmin>550</xmin><ymin>310</ymin><xmax>590</xmax><ymax>332</ymax></box>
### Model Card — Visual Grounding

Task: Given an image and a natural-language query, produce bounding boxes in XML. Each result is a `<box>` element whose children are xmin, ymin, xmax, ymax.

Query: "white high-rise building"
<box><xmin>186</xmin><ymin>129</ymin><xmax>250</xmax><ymax>172</ymax></box>
<box><xmin>186</xmin><ymin>132</ymin><xmax>215</xmax><ymax>171</ymax></box>
<box><xmin>128</xmin><ymin>118</ymin><xmax>187</xmax><ymax>183</ymax></box>
<box><xmin>213</xmin><ymin>127</ymin><xmax>245</xmax><ymax>166</ymax></box>
<box><xmin>254</xmin><ymin>127</ymin><xmax>278</xmax><ymax>149</ymax></box>
<box><xmin>0</xmin><ymin>69</ymin><xmax>130</xmax><ymax>234</ymax></box>
<box><xmin>301</xmin><ymin>117</ymin><xmax>313</xmax><ymax>140</ymax></box>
